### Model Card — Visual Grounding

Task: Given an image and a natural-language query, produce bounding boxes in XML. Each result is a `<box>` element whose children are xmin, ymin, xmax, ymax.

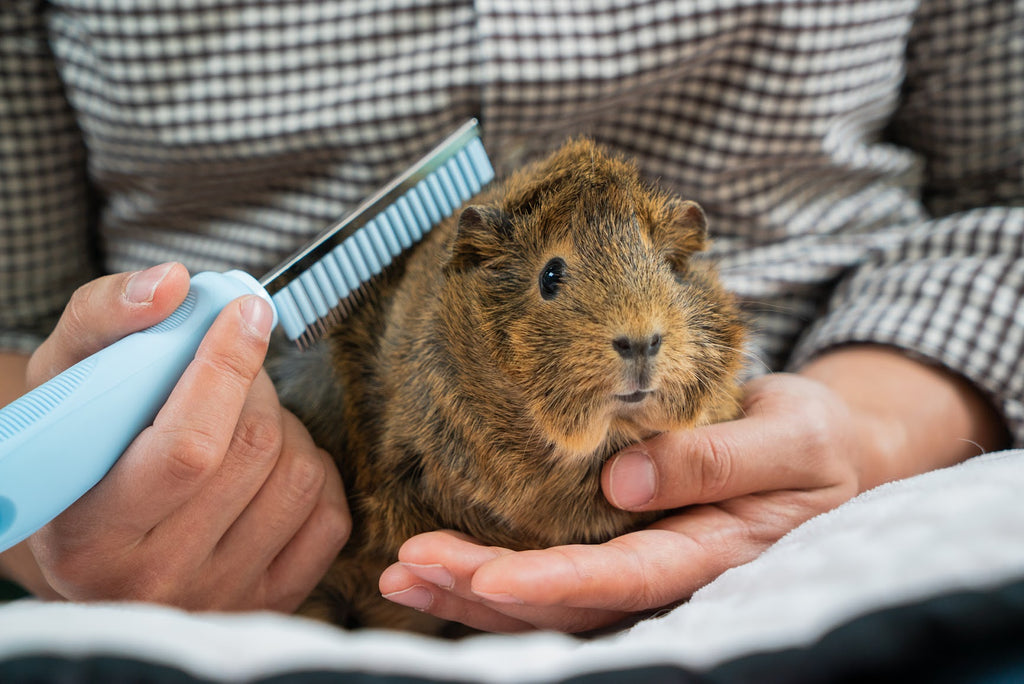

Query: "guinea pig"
<box><xmin>270</xmin><ymin>137</ymin><xmax>746</xmax><ymax>635</ymax></box>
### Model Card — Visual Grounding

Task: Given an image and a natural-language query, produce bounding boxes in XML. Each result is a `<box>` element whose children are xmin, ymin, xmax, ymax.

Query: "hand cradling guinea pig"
<box><xmin>269</xmin><ymin>137</ymin><xmax>746</xmax><ymax>636</ymax></box>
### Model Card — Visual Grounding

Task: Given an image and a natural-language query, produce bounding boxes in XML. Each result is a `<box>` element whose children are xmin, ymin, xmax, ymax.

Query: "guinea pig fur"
<box><xmin>270</xmin><ymin>137</ymin><xmax>745</xmax><ymax>635</ymax></box>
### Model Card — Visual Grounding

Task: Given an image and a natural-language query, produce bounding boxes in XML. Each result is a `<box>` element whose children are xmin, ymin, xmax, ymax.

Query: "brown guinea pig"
<box><xmin>270</xmin><ymin>137</ymin><xmax>745</xmax><ymax>635</ymax></box>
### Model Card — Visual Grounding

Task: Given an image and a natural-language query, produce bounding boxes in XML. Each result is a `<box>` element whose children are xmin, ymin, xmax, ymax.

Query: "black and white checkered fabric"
<box><xmin>2</xmin><ymin>0</ymin><xmax>1022</xmax><ymax>441</ymax></box>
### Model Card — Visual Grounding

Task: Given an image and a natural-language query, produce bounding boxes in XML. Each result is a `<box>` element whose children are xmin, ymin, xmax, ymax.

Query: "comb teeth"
<box><xmin>262</xmin><ymin>121</ymin><xmax>494</xmax><ymax>349</ymax></box>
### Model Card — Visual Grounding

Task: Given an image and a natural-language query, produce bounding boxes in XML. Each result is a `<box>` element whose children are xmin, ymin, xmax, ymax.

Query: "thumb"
<box><xmin>601</xmin><ymin>374</ymin><xmax>848</xmax><ymax>512</ymax></box>
<box><xmin>28</xmin><ymin>263</ymin><xmax>191</xmax><ymax>387</ymax></box>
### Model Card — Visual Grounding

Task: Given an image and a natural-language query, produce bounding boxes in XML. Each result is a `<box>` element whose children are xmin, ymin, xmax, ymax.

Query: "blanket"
<box><xmin>2</xmin><ymin>450</ymin><xmax>1023</xmax><ymax>682</ymax></box>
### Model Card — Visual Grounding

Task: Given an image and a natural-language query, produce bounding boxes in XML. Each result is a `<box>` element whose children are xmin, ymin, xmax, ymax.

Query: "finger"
<box><xmin>470</xmin><ymin>491</ymin><xmax>826</xmax><ymax>614</ymax></box>
<box><xmin>466</xmin><ymin>530</ymin><xmax>719</xmax><ymax>615</ymax></box>
<box><xmin>266</xmin><ymin>447</ymin><xmax>352</xmax><ymax>612</ymax></box>
<box><xmin>379</xmin><ymin>561</ymin><xmax>535</xmax><ymax>633</ymax></box>
<box><xmin>74</xmin><ymin>294</ymin><xmax>275</xmax><ymax>538</ymax></box>
<box><xmin>467</xmin><ymin>533</ymin><xmax>688</xmax><ymax>612</ymax></box>
<box><xmin>28</xmin><ymin>263</ymin><xmax>190</xmax><ymax>386</ymax></box>
<box><xmin>394</xmin><ymin>530</ymin><xmax>509</xmax><ymax>594</ymax></box>
<box><xmin>391</xmin><ymin>531</ymin><xmax>626</xmax><ymax>633</ymax></box>
<box><xmin>152</xmin><ymin>371</ymin><xmax>286</xmax><ymax>555</ymax></box>
<box><xmin>602</xmin><ymin>374</ymin><xmax>846</xmax><ymax>511</ymax></box>
<box><xmin>213</xmin><ymin>411</ymin><xmax>330</xmax><ymax>584</ymax></box>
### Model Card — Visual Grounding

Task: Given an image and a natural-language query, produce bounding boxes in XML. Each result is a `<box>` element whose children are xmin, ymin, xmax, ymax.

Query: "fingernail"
<box><xmin>240</xmin><ymin>296</ymin><xmax>273</xmax><ymax>341</ymax></box>
<box><xmin>382</xmin><ymin>586</ymin><xmax>433</xmax><ymax>611</ymax></box>
<box><xmin>400</xmin><ymin>562</ymin><xmax>454</xmax><ymax>590</ymax></box>
<box><xmin>608</xmin><ymin>448</ymin><xmax>656</xmax><ymax>509</ymax></box>
<box><xmin>124</xmin><ymin>263</ymin><xmax>175</xmax><ymax>305</ymax></box>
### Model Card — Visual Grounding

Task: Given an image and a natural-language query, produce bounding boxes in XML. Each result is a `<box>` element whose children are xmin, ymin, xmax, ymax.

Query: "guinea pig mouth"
<box><xmin>616</xmin><ymin>390</ymin><xmax>654</xmax><ymax>404</ymax></box>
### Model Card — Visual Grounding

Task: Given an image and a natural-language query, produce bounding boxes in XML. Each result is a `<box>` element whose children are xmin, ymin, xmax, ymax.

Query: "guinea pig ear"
<box><xmin>446</xmin><ymin>205</ymin><xmax>512</xmax><ymax>272</ymax></box>
<box><xmin>657</xmin><ymin>199</ymin><xmax>709</xmax><ymax>269</ymax></box>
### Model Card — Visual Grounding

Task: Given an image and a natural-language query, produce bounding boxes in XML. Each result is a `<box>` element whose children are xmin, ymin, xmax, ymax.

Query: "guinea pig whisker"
<box><xmin>701</xmin><ymin>341</ymin><xmax>771</xmax><ymax>375</ymax></box>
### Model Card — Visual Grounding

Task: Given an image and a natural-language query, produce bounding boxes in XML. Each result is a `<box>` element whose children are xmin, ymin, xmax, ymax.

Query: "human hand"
<box><xmin>378</xmin><ymin>372</ymin><xmax>860</xmax><ymax>632</ymax></box>
<box><xmin>17</xmin><ymin>263</ymin><xmax>351</xmax><ymax>611</ymax></box>
<box><xmin>379</xmin><ymin>347</ymin><xmax>1005</xmax><ymax>633</ymax></box>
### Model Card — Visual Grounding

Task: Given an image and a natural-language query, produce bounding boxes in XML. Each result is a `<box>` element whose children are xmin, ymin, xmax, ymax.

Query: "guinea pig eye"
<box><xmin>539</xmin><ymin>258</ymin><xmax>565</xmax><ymax>300</ymax></box>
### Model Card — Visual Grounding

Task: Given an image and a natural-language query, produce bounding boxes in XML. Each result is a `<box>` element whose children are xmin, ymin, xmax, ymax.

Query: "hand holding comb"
<box><xmin>0</xmin><ymin>120</ymin><xmax>493</xmax><ymax>552</ymax></box>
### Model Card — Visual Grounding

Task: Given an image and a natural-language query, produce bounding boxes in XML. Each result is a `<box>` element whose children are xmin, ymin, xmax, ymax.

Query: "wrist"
<box><xmin>799</xmin><ymin>345</ymin><xmax>1009</xmax><ymax>491</ymax></box>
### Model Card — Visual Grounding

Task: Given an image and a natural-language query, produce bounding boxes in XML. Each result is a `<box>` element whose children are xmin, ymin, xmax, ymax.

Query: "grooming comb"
<box><xmin>0</xmin><ymin>119</ymin><xmax>493</xmax><ymax>552</ymax></box>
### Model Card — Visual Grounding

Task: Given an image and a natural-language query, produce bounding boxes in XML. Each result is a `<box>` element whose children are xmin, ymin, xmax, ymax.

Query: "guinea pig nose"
<box><xmin>649</xmin><ymin>333</ymin><xmax>662</xmax><ymax>355</ymax></box>
<box><xmin>613</xmin><ymin>333</ymin><xmax>662</xmax><ymax>359</ymax></box>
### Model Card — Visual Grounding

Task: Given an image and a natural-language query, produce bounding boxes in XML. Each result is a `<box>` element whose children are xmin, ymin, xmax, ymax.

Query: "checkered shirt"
<box><xmin>2</xmin><ymin>0</ymin><xmax>1023</xmax><ymax>442</ymax></box>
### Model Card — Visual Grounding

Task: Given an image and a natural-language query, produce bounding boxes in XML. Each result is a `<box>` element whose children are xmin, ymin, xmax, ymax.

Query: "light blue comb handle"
<box><xmin>0</xmin><ymin>271</ymin><xmax>275</xmax><ymax>552</ymax></box>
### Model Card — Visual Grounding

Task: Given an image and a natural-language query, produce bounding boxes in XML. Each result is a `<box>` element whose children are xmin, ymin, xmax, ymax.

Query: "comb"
<box><xmin>265</xmin><ymin>120</ymin><xmax>492</xmax><ymax>349</ymax></box>
<box><xmin>0</xmin><ymin>119</ymin><xmax>494</xmax><ymax>552</ymax></box>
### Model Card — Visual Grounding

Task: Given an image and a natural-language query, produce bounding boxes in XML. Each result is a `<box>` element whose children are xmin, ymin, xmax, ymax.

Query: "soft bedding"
<box><xmin>2</xmin><ymin>450</ymin><xmax>1023</xmax><ymax>683</ymax></box>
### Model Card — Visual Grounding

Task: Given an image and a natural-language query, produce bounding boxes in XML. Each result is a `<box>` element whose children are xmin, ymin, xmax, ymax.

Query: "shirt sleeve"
<box><xmin>788</xmin><ymin>0</ymin><xmax>1024</xmax><ymax>444</ymax></box>
<box><xmin>0</xmin><ymin>2</ymin><xmax>99</xmax><ymax>354</ymax></box>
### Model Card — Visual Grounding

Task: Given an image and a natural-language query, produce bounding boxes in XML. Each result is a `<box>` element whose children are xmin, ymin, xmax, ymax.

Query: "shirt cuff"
<box><xmin>787</xmin><ymin>207</ymin><xmax>1024</xmax><ymax>447</ymax></box>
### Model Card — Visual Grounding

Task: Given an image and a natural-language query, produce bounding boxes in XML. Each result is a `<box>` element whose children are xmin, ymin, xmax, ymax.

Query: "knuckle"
<box><xmin>280</xmin><ymin>450</ymin><xmax>327</xmax><ymax>510</ymax></box>
<box><xmin>793</xmin><ymin>397</ymin><xmax>842</xmax><ymax>470</ymax></box>
<box><xmin>690</xmin><ymin>431</ymin><xmax>735</xmax><ymax>501</ymax></box>
<box><xmin>60</xmin><ymin>286</ymin><xmax>94</xmax><ymax>341</ymax></box>
<box><xmin>605</xmin><ymin>541</ymin><xmax>658</xmax><ymax>612</ymax></box>
<box><xmin>624</xmin><ymin>571</ymin><xmax>659</xmax><ymax>614</ymax></box>
<box><xmin>163</xmin><ymin>430</ymin><xmax>221</xmax><ymax>487</ymax></box>
<box><xmin>194</xmin><ymin>350</ymin><xmax>259</xmax><ymax>389</ymax></box>
<box><xmin>319</xmin><ymin>495</ymin><xmax>353</xmax><ymax>552</ymax></box>
<box><xmin>231</xmin><ymin>409</ymin><xmax>284</xmax><ymax>463</ymax></box>
<box><xmin>800</xmin><ymin>400</ymin><xmax>833</xmax><ymax>447</ymax></box>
